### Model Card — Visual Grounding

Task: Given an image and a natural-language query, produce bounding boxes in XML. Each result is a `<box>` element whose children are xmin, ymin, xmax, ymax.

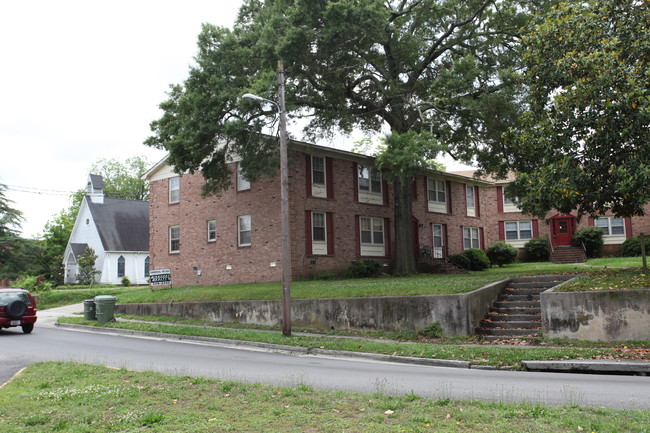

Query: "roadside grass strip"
<box><xmin>57</xmin><ymin>317</ymin><xmax>647</xmax><ymax>368</ymax></box>
<box><xmin>1</xmin><ymin>362</ymin><xmax>648</xmax><ymax>432</ymax></box>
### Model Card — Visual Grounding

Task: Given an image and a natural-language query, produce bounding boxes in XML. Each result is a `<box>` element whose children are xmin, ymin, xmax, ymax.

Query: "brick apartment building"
<box><xmin>144</xmin><ymin>140</ymin><xmax>648</xmax><ymax>286</ymax></box>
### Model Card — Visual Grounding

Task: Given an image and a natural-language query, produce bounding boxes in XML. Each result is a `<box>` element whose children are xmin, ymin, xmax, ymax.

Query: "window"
<box><xmin>358</xmin><ymin>165</ymin><xmax>381</xmax><ymax>194</ymax></box>
<box><xmin>466</xmin><ymin>185</ymin><xmax>476</xmax><ymax>216</ymax></box>
<box><xmin>144</xmin><ymin>256</ymin><xmax>150</xmax><ymax>277</ymax></box>
<box><xmin>428</xmin><ymin>179</ymin><xmax>446</xmax><ymax>203</ymax></box>
<box><xmin>207</xmin><ymin>220</ymin><xmax>217</xmax><ymax>242</ymax></box>
<box><xmin>237</xmin><ymin>163</ymin><xmax>250</xmax><ymax>191</ymax></box>
<box><xmin>117</xmin><ymin>255</ymin><xmax>125</xmax><ymax>278</ymax></box>
<box><xmin>505</xmin><ymin>220</ymin><xmax>532</xmax><ymax>241</ymax></box>
<box><xmin>432</xmin><ymin>224</ymin><xmax>444</xmax><ymax>258</ymax></box>
<box><xmin>312</xmin><ymin>212</ymin><xmax>326</xmax><ymax>242</ymax></box>
<box><xmin>595</xmin><ymin>217</ymin><xmax>625</xmax><ymax>236</ymax></box>
<box><xmin>359</xmin><ymin>217</ymin><xmax>385</xmax><ymax>256</ymax></box>
<box><xmin>238</xmin><ymin>215</ymin><xmax>251</xmax><ymax>247</ymax></box>
<box><xmin>312</xmin><ymin>156</ymin><xmax>325</xmax><ymax>186</ymax></box>
<box><xmin>169</xmin><ymin>177</ymin><xmax>180</xmax><ymax>203</ymax></box>
<box><xmin>169</xmin><ymin>226</ymin><xmax>180</xmax><ymax>253</ymax></box>
<box><xmin>463</xmin><ymin>227</ymin><xmax>480</xmax><ymax>250</ymax></box>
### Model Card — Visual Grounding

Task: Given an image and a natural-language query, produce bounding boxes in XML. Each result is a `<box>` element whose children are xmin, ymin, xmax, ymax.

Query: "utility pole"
<box><xmin>277</xmin><ymin>60</ymin><xmax>292</xmax><ymax>337</ymax></box>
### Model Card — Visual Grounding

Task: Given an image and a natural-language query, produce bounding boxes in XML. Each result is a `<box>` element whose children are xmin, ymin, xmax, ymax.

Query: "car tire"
<box><xmin>22</xmin><ymin>323</ymin><xmax>34</xmax><ymax>334</ymax></box>
<box><xmin>7</xmin><ymin>300</ymin><xmax>27</xmax><ymax>319</ymax></box>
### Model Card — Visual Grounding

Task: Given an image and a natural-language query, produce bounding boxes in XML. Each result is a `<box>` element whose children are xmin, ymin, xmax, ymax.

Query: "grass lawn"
<box><xmin>1</xmin><ymin>362</ymin><xmax>648</xmax><ymax>432</ymax></box>
<box><xmin>38</xmin><ymin>260</ymin><xmax>626</xmax><ymax>310</ymax></box>
<box><xmin>559</xmin><ymin>269</ymin><xmax>649</xmax><ymax>292</ymax></box>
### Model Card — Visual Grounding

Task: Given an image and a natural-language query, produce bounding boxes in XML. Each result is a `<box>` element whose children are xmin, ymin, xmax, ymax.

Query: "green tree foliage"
<box><xmin>76</xmin><ymin>246</ymin><xmax>100</xmax><ymax>285</ymax></box>
<box><xmin>0</xmin><ymin>183</ymin><xmax>27</xmax><ymax>279</ymax></box>
<box><xmin>146</xmin><ymin>0</ymin><xmax>542</xmax><ymax>274</ymax></box>
<box><xmin>89</xmin><ymin>156</ymin><xmax>152</xmax><ymax>201</ymax></box>
<box><xmin>486</xmin><ymin>0</ymin><xmax>649</xmax><ymax>219</ymax></box>
<box><xmin>621</xmin><ymin>235</ymin><xmax>650</xmax><ymax>257</ymax></box>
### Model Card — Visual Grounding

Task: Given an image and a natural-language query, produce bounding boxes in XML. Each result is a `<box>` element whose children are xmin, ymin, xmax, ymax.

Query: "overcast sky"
<box><xmin>1</xmin><ymin>0</ymin><xmax>469</xmax><ymax>239</ymax></box>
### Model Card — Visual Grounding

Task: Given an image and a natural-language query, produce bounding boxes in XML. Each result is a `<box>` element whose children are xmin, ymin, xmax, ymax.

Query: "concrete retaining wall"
<box><xmin>541</xmin><ymin>288</ymin><xmax>650</xmax><ymax>341</ymax></box>
<box><xmin>116</xmin><ymin>280</ymin><xmax>507</xmax><ymax>336</ymax></box>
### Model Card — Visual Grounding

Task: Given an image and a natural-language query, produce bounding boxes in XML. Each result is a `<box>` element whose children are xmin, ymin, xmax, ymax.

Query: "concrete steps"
<box><xmin>475</xmin><ymin>275</ymin><xmax>576</xmax><ymax>341</ymax></box>
<box><xmin>551</xmin><ymin>246</ymin><xmax>586</xmax><ymax>263</ymax></box>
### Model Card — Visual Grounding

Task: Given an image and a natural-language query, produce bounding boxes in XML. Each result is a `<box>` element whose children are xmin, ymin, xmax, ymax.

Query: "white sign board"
<box><xmin>149</xmin><ymin>269</ymin><xmax>172</xmax><ymax>287</ymax></box>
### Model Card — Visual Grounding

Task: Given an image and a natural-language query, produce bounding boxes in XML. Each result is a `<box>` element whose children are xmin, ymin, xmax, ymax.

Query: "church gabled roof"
<box><xmin>86</xmin><ymin>197</ymin><xmax>149</xmax><ymax>252</ymax></box>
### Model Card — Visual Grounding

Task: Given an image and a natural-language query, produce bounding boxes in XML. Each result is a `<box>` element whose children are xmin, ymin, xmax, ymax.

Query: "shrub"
<box><xmin>10</xmin><ymin>275</ymin><xmax>53</xmax><ymax>292</ymax></box>
<box><xmin>418</xmin><ymin>321</ymin><xmax>443</xmax><ymax>338</ymax></box>
<box><xmin>347</xmin><ymin>260</ymin><xmax>382</xmax><ymax>278</ymax></box>
<box><xmin>448</xmin><ymin>249</ymin><xmax>490</xmax><ymax>271</ymax></box>
<box><xmin>486</xmin><ymin>241</ymin><xmax>518</xmax><ymax>267</ymax></box>
<box><xmin>525</xmin><ymin>237</ymin><xmax>550</xmax><ymax>262</ymax></box>
<box><xmin>621</xmin><ymin>235</ymin><xmax>650</xmax><ymax>257</ymax></box>
<box><xmin>573</xmin><ymin>226</ymin><xmax>604</xmax><ymax>258</ymax></box>
<box><xmin>121</xmin><ymin>276</ymin><xmax>131</xmax><ymax>287</ymax></box>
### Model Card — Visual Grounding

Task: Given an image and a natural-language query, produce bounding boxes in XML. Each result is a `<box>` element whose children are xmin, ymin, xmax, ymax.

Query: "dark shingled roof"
<box><xmin>88</xmin><ymin>174</ymin><xmax>104</xmax><ymax>190</ymax></box>
<box><xmin>87</xmin><ymin>197</ymin><xmax>149</xmax><ymax>252</ymax></box>
<box><xmin>70</xmin><ymin>243</ymin><xmax>88</xmax><ymax>258</ymax></box>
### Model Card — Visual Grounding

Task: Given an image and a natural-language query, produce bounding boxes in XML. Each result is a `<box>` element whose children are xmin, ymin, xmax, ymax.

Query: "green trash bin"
<box><xmin>94</xmin><ymin>295</ymin><xmax>118</xmax><ymax>324</ymax></box>
<box><xmin>83</xmin><ymin>299</ymin><xmax>96</xmax><ymax>320</ymax></box>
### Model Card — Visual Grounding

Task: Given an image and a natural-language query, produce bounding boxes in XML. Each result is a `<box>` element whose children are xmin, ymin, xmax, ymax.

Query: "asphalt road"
<box><xmin>2</xmin><ymin>319</ymin><xmax>649</xmax><ymax>410</ymax></box>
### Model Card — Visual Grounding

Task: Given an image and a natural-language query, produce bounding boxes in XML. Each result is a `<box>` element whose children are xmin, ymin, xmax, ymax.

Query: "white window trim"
<box><xmin>358</xmin><ymin>165</ymin><xmax>383</xmax><ymax>204</ymax></box>
<box><xmin>504</xmin><ymin>220</ymin><xmax>533</xmax><ymax>248</ymax></box>
<box><xmin>237</xmin><ymin>163</ymin><xmax>250</xmax><ymax>191</ymax></box>
<box><xmin>169</xmin><ymin>226</ymin><xmax>180</xmax><ymax>253</ymax></box>
<box><xmin>311</xmin><ymin>211</ymin><xmax>327</xmax><ymax>255</ymax></box>
<box><xmin>360</xmin><ymin>216</ymin><xmax>385</xmax><ymax>256</ymax></box>
<box><xmin>502</xmin><ymin>191</ymin><xmax>520</xmax><ymax>213</ymax></box>
<box><xmin>595</xmin><ymin>217</ymin><xmax>626</xmax><ymax>244</ymax></box>
<box><xmin>427</xmin><ymin>178</ymin><xmax>446</xmax><ymax>213</ymax></box>
<box><xmin>466</xmin><ymin>184</ymin><xmax>476</xmax><ymax>217</ymax></box>
<box><xmin>311</xmin><ymin>156</ymin><xmax>327</xmax><ymax>198</ymax></box>
<box><xmin>207</xmin><ymin>220</ymin><xmax>217</xmax><ymax>242</ymax></box>
<box><xmin>463</xmin><ymin>227</ymin><xmax>480</xmax><ymax>250</ymax></box>
<box><xmin>169</xmin><ymin>177</ymin><xmax>180</xmax><ymax>204</ymax></box>
<box><xmin>238</xmin><ymin>215</ymin><xmax>252</xmax><ymax>247</ymax></box>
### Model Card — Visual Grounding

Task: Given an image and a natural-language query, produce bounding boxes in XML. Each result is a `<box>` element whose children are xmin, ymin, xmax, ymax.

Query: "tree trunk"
<box><xmin>392</xmin><ymin>177</ymin><xmax>416</xmax><ymax>275</ymax></box>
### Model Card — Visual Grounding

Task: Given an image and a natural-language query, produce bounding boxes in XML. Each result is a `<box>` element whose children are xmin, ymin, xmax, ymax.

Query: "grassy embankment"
<box><xmin>1</xmin><ymin>362</ymin><xmax>648</xmax><ymax>432</ymax></box>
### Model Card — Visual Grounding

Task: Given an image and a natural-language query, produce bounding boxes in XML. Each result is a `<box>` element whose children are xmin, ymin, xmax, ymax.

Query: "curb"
<box><xmin>55</xmin><ymin>323</ymin><xmax>649</xmax><ymax>375</ymax></box>
<box><xmin>56</xmin><ymin>323</ymin><xmax>473</xmax><ymax>369</ymax></box>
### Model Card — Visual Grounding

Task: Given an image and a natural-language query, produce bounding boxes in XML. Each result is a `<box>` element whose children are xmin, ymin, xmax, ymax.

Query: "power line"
<box><xmin>4</xmin><ymin>184</ymin><xmax>74</xmax><ymax>196</ymax></box>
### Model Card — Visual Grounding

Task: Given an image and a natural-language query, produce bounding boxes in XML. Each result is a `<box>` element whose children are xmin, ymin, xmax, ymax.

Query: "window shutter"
<box><xmin>625</xmin><ymin>217</ymin><xmax>633</xmax><ymax>238</ymax></box>
<box><xmin>411</xmin><ymin>179</ymin><xmax>418</xmax><ymax>201</ymax></box>
<box><xmin>424</xmin><ymin>178</ymin><xmax>430</xmax><ymax>211</ymax></box>
<box><xmin>305</xmin><ymin>211</ymin><xmax>312</xmax><ymax>255</ymax></box>
<box><xmin>305</xmin><ymin>155</ymin><xmax>312</xmax><ymax>197</ymax></box>
<box><xmin>588</xmin><ymin>217</ymin><xmax>594</xmax><ymax>226</ymax></box>
<box><xmin>475</xmin><ymin>186</ymin><xmax>480</xmax><ymax>217</ymax></box>
<box><xmin>326</xmin><ymin>212</ymin><xmax>335</xmax><ymax>254</ymax></box>
<box><xmin>382</xmin><ymin>179</ymin><xmax>389</xmax><ymax>206</ymax></box>
<box><xmin>442</xmin><ymin>224</ymin><xmax>448</xmax><ymax>257</ymax></box>
<box><xmin>497</xmin><ymin>186</ymin><xmax>504</xmax><ymax>213</ymax></box>
<box><xmin>446</xmin><ymin>180</ymin><xmax>452</xmax><ymax>214</ymax></box>
<box><xmin>532</xmin><ymin>219</ymin><xmax>539</xmax><ymax>238</ymax></box>
<box><xmin>354</xmin><ymin>215</ymin><xmax>360</xmax><ymax>256</ymax></box>
<box><xmin>498</xmin><ymin>221</ymin><xmax>505</xmax><ymax>241</ymax></box>
<box><xmin>326</xmin><ymin>157</ymin><xmax>334</xmax><ymax>199</ymax></box>
<box><xmin>460</xmin><ymin>225</ymin><xmax>464</xmax><ymax>249</ymax></box>
<box><xmin>384</xmin><ymin>217</ymin><xmax>391</xmax><ymax>257</ymax></box>
<box><xmin>480</xmin><ymin>228</ymin><xmax>485</xmax><ymax>250</ymax></box>
<box><xmin>352</xmin><ymin>162</ymin><xmax>359</xmax><ymax>203</ymax></box>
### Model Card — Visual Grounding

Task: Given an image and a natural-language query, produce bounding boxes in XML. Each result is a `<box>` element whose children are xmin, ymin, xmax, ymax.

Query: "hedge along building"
<box><xmin>143</xmin><ymin>141</ymin><xmax>648</xmax><ymax>287</ymax></box>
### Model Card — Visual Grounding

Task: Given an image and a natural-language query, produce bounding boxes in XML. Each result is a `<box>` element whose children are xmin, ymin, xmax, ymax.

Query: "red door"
<box><xmin>551</xmin><ymin>216</ymin><xmax>575</xmax><ymax>247</ymax></box>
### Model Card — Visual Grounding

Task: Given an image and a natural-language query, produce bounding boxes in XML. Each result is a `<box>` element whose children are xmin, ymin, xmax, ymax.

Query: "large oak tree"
<box><xmin>147</xmin><ymin>0</ymin><xmax>544</xmax><ymax>274</ymax></box>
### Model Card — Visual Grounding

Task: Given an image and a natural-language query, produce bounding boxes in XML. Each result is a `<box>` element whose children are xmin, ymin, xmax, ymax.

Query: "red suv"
<box><xmin>0</xmin><ymin>288</ymin><xmax>37</xmax><ymax>333</ymax></box>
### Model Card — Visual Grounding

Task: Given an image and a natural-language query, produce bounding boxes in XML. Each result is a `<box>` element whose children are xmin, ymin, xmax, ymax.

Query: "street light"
<box><xmin>241</xmin><ymin>62</ymin><xmax>292</xmax><ymax>337</ymax></box>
